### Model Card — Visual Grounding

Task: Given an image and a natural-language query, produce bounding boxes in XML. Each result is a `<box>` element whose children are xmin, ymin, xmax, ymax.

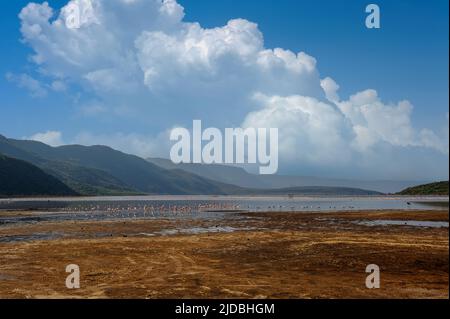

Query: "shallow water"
<box><xmin>0</xmin><ymin>232</ymin><xmax>65</xmax><ymax>243</ymax></box>
<box><xmin>0</xmin><ymin>195</ymin><xmax>447</xmax><ymax>227</ymax></box>
<box><xmin>0</xmin><ymin>196</ymin><xmax>447</xmax><ymax>243</ymax></box>
<box><xmin>140</xmin><ymin>226</ymin><xmax>257</xmax><ymax>236</ymax></box>
<box><xmin>356</xmin><ymin>220</ymin><xmax>449</xmax><ymax>228</ymax></box>
<box><xmin>0</xmin><ymin>223</ymin><xmax>258</xmax><ymax>243</ymax></box>
<box><xmin>0</xmin><ymin>195</ymin><xmax>447</xmax><ymax>211</ymax></box>
<box><xmin>0</xmin><ymin>210</ymin><xmax>229</xmax><ymax>226</ymax></box>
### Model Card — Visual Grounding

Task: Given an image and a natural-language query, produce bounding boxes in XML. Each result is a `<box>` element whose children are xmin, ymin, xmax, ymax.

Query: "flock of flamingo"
<box><xmin>58</xmin><ymin>203</ymin><xmax>244</xmax><ymax>219</ymax></box>
<box><xmin>53</xmin><ymin>202</ymin><xmax>359</xmax><ymax>221</ymax></box>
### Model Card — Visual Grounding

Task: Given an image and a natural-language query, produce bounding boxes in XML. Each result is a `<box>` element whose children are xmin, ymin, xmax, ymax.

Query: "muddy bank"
<box><xmin>0</xmin><ymin>210</ymin><xmax>448</xmax><ymax>299</ymax></box>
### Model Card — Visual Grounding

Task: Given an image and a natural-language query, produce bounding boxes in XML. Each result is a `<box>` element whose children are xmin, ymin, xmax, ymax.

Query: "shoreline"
<box><xmin>1</xmin><ymin>194</ymin><xmax>449</xmax><ymax>201</ymax></box>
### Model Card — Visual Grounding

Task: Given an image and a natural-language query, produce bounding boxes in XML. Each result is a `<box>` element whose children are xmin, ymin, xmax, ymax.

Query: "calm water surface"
<box><xmin>0</xmin><ymin>195</ymin><xmax>448</xmax><ymax>226</ymax></box>
<box><xmin>0</xmin><ymin>196</ymin><xmax>447</xmax><ymax>242</ymax></box>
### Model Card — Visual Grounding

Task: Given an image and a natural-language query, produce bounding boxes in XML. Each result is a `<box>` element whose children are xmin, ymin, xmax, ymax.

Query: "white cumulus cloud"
<box><xmin>242</xmin><ymin>93</ymin><xmax>351</xmax><ymax>166</ymax></box>
<box><xmin>13</xmin><ymin>0</ymin><xmax>449</xmax><ymax>179</ymax></box>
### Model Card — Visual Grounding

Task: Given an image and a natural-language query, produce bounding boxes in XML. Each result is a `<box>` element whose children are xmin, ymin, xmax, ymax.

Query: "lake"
<box><xmin>0</xmin><ymin>195</ymin><xmax>447</xmax><ymax>226</ymax></box>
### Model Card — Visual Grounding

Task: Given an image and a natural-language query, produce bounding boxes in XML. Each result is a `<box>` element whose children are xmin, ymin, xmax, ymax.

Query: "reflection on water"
<box><xmin>0</xmin><ymin>196</ymin><xmax>447</xmax><ymax>243</ymax></box>
<box><xmin>0</xmin><ymin>226</ymin><xmax>260</xmax><ymax>243</ymax></box>
<box><xmin>356</xmin><ymin>220</ymin><xmax>449</xmax><ymax>228</ymax></box>
<box><xmin>141</xmin><ymin>226</ymin><xmax>257</xmax><ymax>236</ymax></box>
<box><xmin>0</xmin><ymin>232</ymin><xmax>65</xmax><ymax>243</ymax></box>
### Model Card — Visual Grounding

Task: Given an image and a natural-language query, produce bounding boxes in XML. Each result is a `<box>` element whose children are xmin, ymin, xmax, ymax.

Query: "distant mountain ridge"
<box><xmin>0</xmin><ymin>134</ymin><xmax>383</xmax><ymax>196</ymax></box>
<box><xmin>248</xmin><ymin>186</ymin><xmax>381</xmax><ymax>196</ymax></box>
<box><xmin>1</xmin><ymin>135</ymin><xmax>139</xmax><ymax>195</ymax></box>
<box><xmin>0</xmin><ymin>153</ymin><xmax>77</xmax><ymax>197</ymax></box>
<box><xmin>0</xmin><ymin>135</ymin><xmax>247</xmax><ymax>195</ymax></box>
<box><xmin>147</xmin><ymin>157</ymin><xmax>425</xmax><ymax>194</ymax></box>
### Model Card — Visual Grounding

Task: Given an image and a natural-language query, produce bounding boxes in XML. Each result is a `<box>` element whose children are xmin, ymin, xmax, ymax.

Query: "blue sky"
<box><xmin>181</xmin><ymin>0</ymin><xmax>449</xmax><ymax>125</ymax></box>
<box><xmin>0</xmin><ymin>0</ymin><xmax>448</xmax><ymax>180</ymax></box>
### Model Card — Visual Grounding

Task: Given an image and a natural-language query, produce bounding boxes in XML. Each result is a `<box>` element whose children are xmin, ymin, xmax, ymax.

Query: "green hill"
<box><xmin>0</xmin><ymin>134</ymin><xmax>383</xmax><ymax>196</ymax></box>
<box><xmin>0</xmin><ymin>154</ymin><xmax>77</xmax><ymax>197</ymax></box>
<box><xmin>0</xmin><ymin>135</ymin><xmax>139</xmax><ymax>196</ymax></box>
<box><xmin>0</xmin><ymin>135</ymin><xmax>245</xmax><ymax>195</ymax></box>
<box><xmin>397</xmin><ymin>181</ymin><xmax>449</xmax><ymax>196</ymax></box>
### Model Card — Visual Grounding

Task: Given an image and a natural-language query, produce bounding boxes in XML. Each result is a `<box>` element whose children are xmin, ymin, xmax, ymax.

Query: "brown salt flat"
<box><xmin>0</xmin><ymin>209</ymin><xmax>448</xmax><ymax>299</ymax></box>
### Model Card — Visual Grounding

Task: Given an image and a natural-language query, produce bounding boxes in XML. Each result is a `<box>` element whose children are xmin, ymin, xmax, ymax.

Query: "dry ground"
<box><xmin>0</xmin><ymin>210</ymin><xmax>448</xmax><ymax>299</ymax></box>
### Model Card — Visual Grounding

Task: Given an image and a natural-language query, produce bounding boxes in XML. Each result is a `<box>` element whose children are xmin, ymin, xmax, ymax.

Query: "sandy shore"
<box><xmin>0</xmin><ymin>209</ymin><xmax>448</xmax><ymax>299</ymax></box>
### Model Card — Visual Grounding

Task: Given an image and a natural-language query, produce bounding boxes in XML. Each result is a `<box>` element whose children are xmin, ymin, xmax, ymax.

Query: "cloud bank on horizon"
<box><xmin>12</xmin><ymin>0</ymin><xmax>449</xmax><ymax>179</ymax></box>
